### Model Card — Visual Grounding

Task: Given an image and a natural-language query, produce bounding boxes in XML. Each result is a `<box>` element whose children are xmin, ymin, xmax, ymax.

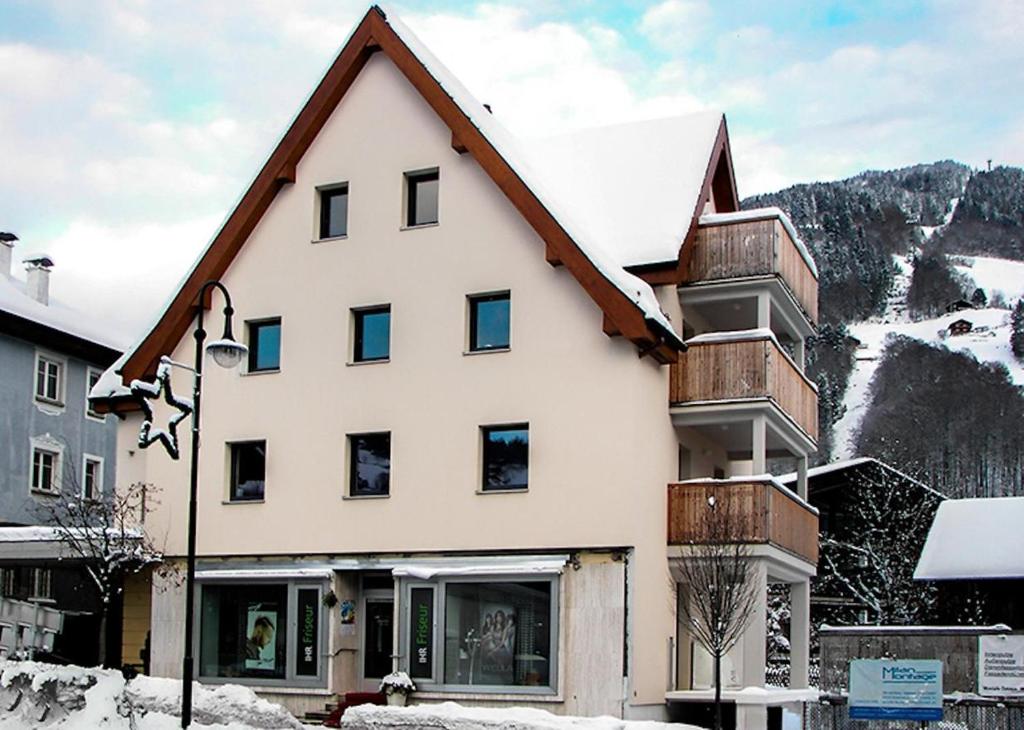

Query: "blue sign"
<box><xmin>849</xmin><ymin>659</ymin><xmax>943</xmax><ymax>721</ymax></box>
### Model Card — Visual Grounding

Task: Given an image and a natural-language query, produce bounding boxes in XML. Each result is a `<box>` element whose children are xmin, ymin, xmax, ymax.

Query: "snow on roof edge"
<box><xmin>914</xmin><ymin>497</ymin><xmax>1024</xmax><ymax>580</ymax></box>
<box><xmin>380</xmin><ymin>5</ymin><xmax>682</xmax><ymax>347</ymax></box>
<box><xmin>700</xmin><ymin>207</ymin><xmax>818</xmax><ymax>278</ymax></box>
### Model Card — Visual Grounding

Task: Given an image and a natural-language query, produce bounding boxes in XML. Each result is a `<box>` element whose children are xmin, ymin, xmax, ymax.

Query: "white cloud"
<box><xmin>638</xmin><ymin>0</ymin><xmax>711</xmax><ymax>52</ymax></box>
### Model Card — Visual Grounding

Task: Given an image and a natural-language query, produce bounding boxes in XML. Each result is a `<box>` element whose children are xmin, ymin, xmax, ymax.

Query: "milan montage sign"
<box><xmin>849</xmin><ymin>659</ymin><xmax>943</xmax><ymax>722</ymax></box>
<box><xmin>979</xmin><ymin>635</ymin><xmax>1024</xmax><ymax>697</ymax></box>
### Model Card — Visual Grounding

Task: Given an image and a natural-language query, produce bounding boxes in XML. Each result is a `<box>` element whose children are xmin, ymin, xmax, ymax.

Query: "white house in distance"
<box><xmin>91</xmin><ymin>6</ymin><xmax>819</xmax><ymax>728</ymax></box>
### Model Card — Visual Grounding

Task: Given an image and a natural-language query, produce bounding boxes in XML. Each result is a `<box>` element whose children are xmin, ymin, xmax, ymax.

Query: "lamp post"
<box><xmin>180</xmin><ymin>281</ymin><xmax>247</xmax><ymax>729</ymax></box>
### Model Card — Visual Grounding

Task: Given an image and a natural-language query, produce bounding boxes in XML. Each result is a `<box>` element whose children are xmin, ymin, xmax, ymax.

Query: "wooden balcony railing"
<box><xmin>688</xmin><ymin>212</ymin><xmax>818</xmax><ymax>325</ymax></box>
<box><xmin>669</xmin><ymin>334</ymin><xmax>818</xmax><ymax>441</ymax></box>
<box><xmin>667</xmin><ymin>479</ymin><xmax>819</xmax><ymax>565</ymax></box>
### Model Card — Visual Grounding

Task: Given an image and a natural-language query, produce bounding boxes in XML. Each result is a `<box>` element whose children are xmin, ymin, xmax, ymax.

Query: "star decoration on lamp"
<box><xmin>130</xmin><ymin>356</ymin><xmax>194</xmax><ymax>460</ymax></box>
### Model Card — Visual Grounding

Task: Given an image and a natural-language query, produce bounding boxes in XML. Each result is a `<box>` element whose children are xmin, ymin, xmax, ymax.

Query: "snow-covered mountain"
<box><xmin>747</xmin><ymin>161</ymin><xmax>1024</xmax><ymax>495</ymax></box>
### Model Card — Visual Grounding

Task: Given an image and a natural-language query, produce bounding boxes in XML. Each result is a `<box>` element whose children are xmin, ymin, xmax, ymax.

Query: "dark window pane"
<box><xmin>443</xmin><ymin>581</ymin><xmax>551</xmax><ymax>687</ymax></box>
<box><xmin>231</xmin><ymin>442</ymin><xmax>266</xmax><ymax>501</ymax></box>
<box><xmin>364</xmin><ymin>599</ymin><xmax>394</xmax><ymax>678</ymax></box>
<box><xmin>199</xmin><ymin>583</ymin><xmax>288</xmax><ymax>680</ymax></box>
<box><xmin>354</xmin><ymin>308</ymin><xmax>390</xmax><ymax>362</ymax></box>
<box><xmin>84</xmin><ymin>459</ymin><xmax>99</xmax><ymax>499</ymax></box>
<box><xmin>482</xmin><ymin>425</ymin><xmax>528</xmax><ymax>491</ymax></box>
<box><xmin>248</xmin><ymin>320</ymin><xmax>281</xmax><ymax>372</ymax></box>
<box><xmin>350</xmin><ymin>432</ymin><xmax>390</xmax><ymax>496</ymax></box>
<box><xmin>320</xmin><ymin>186</ymin><xmax>348</xmax><ymax>238</ymax></box>
<box><xmin>470</xmin><ymin>294</ymin><xmax>510</xmax><ymax>351</ymax></box>
<box><xmin>407</xmin><ymin>171</ymin><xmax>439</xmax><ymax>226</ymax></box>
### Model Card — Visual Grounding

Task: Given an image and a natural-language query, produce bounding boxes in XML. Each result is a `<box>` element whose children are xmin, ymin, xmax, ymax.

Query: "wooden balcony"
<box><xmin>687</xmin><ymin>211</ymin><xmax>818</xmax><ymax>326</ymax></box>
<box><xmin>667</xmin><ymin>479</ymin><xmax>819</xmax><ymax>565</ymax></box>
<box><xmin>669</xmin><ymin>333</ymin><xmax>818</xmax><ymax>442</ymax></box>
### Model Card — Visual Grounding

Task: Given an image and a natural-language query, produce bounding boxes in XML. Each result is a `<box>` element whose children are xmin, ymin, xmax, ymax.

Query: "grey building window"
<box><xmin>35</xmin><ymin>354</ymin><xmax>64</xmax><ymax>405</ymax></box>
<box><xmin>31</xmin><ymin>447</ymin><xmax>60</xmax><ymax>493</ymax></box>
<box><xmin>83</xmin><ymin>456</ymin><xmax>103</xmax><ymax>500</ymax></box>
<box><xmin>86</xmin><ymin>367</ymin><xmax>105</xmax><ymax>420</ymax></box>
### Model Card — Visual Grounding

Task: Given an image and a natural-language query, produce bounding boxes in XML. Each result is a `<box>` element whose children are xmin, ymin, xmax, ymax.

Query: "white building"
<box><xmin>92</xmin><ymin>6</ymin><xmax>819</xmax><ymax>728</ymax></box>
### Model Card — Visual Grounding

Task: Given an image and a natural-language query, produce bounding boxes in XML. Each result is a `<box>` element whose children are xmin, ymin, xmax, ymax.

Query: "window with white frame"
<box><xmin>31</xmin><ymin>445</ymin><xmax>61</xmax><ymax>494</ymax></box>
<box><xmin>401</xmin><ymin>575</ymin><xmax>558</xmax><ymax>693</ymax></box>
<box><xmin>34</xmin><ymin>353</ymin><xmax>64</xmax><ymax>405</ymax></box>
<box><xmin>30</xmin><ymin>568</ymin><xmax>52</xmax><ymax>600</ymax></box>
<box><xmin>83</xmin><ymin>456</ymin><xmax>103</xmax><ymax>500</ymax></box>
<box><xmin>86</xmin><ymin>367</ymin><xmax>105</xmax><ymax>420</ymax></box>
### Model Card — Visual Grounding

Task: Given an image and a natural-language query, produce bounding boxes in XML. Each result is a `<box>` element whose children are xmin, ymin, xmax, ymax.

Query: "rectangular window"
<box><xmin>86</xmin><ymin>368</ymin><xmax>104</xmax><ymax>419</ymax></box>
<box><xmin>481</xmin><ymin>425</ymin><xmax>528</xmax><ymax>491</ymax></box>
<box><xmin>352</xmin><ymin>306</ymin><xmax>390</xmax><ymax>363</ymax></box>
<box><xmin>348</xmin><ymin>432</ymin><xmax>391</xmax><ymax>497</ymax></box>
<box><xmin>319</xmin><ymin>184</ymin><xmax>349</xmax><ymax>239</ymax></box>
<box><xmin>31</xmin><ymin>448</ymin><xmax>60</xmax><ymax>493</ymax></box>
<box><xmin>30</xmin><ymin>568</ymin><xmax>52</xmax><ymax>600</ymax></box>
<box><xmin>1</xmin><ymin>568</ymin><xmax>16</xmax><ymax>597</ymax></box>
<box><xmin>83</xmin><ymin>456</ymin><xmax>102</xmax><ymax>500</ymax></box>
<box><xmin>247</xmin><ymin>319</ymin><xmax>282</xmax><ymax>372</ymax></box>
<box><xmin>35</xmin><ymin>354</ymin><xmax>63</xmax><ymax>404</ymax></box>
<box><xmin>469</xmin><ymin>293</ymin><xmax>510</xmax><ymax>352</ymax></box>
<box><xmin>406</xmin><ymin>170</ymin><xmax>439</xmax><ymax>227</ymax></box>
<box><xmin>200</xmin><ymin>583</ymin><xmax>288</xmax><ymax>680</ymax></box>
<box><xmin>229</xmin><ymin>441</ymin><xmax>266</xmax><ymax>502</ymax></box>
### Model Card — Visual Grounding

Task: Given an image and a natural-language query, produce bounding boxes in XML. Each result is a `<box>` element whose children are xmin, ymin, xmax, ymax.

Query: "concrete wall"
<box><xmin>125</xmin><ymin>51</ymin><xmax>681</xmax><ymax>714</ymax></box>
<box><xmin>0</xmin><ymin>332</ymin><xmax>117</xmax><ymax>524</ymax></box>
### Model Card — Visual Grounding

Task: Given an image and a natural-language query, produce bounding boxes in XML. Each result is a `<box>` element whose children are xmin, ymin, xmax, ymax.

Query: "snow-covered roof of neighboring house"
<box><xmin>914</xmin><ymin>497</ymin><xmax>1024</xmax><ymax>580</ymax></box>
<box><xmin>0</xmin><ymin>273</ymin><xmax>125</xmax><ymax>353</ymax></box>
<box><xmin>777</xmin><ymin>456</ymin><xmax>943</xmax><ymax>499</ymax></box>
<box><xmin>521</xmin><ymin>111</ymin><xmax>725</xmax><ymax>268</ymax></box>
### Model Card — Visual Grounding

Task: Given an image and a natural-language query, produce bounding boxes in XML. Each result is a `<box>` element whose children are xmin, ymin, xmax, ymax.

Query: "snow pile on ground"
<box><xmin>342</xmin><ymin>702</ymin><xmax>703</xmax><ymax>730</ymax></box>
<box><xmin>0</xmin><ymin>661</ymin><xmax>310</xmax><ymax>729</ymax></box>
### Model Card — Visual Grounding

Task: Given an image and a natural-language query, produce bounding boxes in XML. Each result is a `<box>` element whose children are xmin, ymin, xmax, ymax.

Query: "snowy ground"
<box><xmin>832</xmin><ymin>253</ymin><xmax>1024</xmax><ymax>460</ymax></box>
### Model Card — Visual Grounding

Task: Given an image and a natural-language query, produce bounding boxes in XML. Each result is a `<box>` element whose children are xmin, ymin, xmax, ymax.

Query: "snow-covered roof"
<box><xmin>700</xmin><ymin>206</ymin><xmax>819</xmax><ymax>278</ymax></box>
<box><xmin>777</xmin><ymin>456</ymin><xmax>942</xmax><ymax>498</ymax></box>
<box><xmin>383</xmin><ymin>7</ymin><xmax>685</xmax><ymax>343</ymax></box>
<box><xmin>914</xmin><ymin>497</ymin><xmax>1024</xmax><ymax>580</ymax></box>
<box><xmin>522</xmin><ymin>111</ymin><xmax>724</xmax><ymax>268</ymax></box>
<box><xmin>0</xmin><ymin>274</ymin><xmax>125</xmax><ymax>352</ymax></box>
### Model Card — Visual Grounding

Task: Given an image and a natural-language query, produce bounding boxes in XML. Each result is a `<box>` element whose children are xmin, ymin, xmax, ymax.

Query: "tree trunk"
<box><xmin>714</xmin><ymin>651</ymin><xmax>722</xmax><ymax>730</ymax></box>
<box><xmin>98</xmin><ymin>606</ymin><xmax>109</xmax><ymax>668</ymax></box>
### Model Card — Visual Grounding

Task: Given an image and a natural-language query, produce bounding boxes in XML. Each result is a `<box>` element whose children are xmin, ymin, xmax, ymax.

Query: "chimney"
<box><xmin>23</xmin><ymin>254</ymin><xmax>55</xmax><ymax>306</ymax></box>
<box><xmin>0</xmin><ymin>232</ymin><xmax>16</xmax><ymax>279</ymax></box>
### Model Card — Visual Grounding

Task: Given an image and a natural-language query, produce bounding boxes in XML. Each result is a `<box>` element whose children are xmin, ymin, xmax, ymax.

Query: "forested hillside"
<box><xmin>747</xmin><ymin>161</ymin><xmax>1024</xmax><ymax>498</ymax></box>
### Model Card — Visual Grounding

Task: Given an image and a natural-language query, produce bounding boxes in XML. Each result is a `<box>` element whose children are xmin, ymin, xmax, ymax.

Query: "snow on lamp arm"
<box><xmin>130</xmin><ymin>356</ymin><xmax>195</xmax><ymax>460</ymax></box>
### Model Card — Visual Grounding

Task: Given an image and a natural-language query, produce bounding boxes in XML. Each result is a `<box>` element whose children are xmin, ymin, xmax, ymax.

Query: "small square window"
<box><xmin>31</xmin><ymin>448</ymin><xmax>60</xmax><ymax>493</ymax></box>
<box><xmin>481</xmin><ymin>424</ymin><xmax>528</xmax><ymax>491</ymax></box>
<box><xmin>406</xmin><ymin>170</ymin><xmax>439</xmax><ymax>227</ymax></box>
<box><xmin>86</xmin><ymin>368</ymin><xmax>104</xmax><ymax>419</ymax></box>
<box><xmin>469</xmin><ymin>293</ymin><xmax>511</xmax><ymax>351</ymax></box>
<box><xmin>353</xmin><ymin>306</ymin><xmax>390</xmax><ymax>363</ymax></box>
<box><xmin>31</xmin><ymin>568</ymin><xmax>52</xmax><ymax>600</ymax></box>
<box><xmin>229</xmin><ymin>441</ymin><xmax>266</xmax><ymax>502</ymax></box>
<box><xmin>83</xmin><ymin>456</ymin><xmax>102</xmax><ymax>500</ymax></box>
<box><xmin>35</xmin><ymin>354</ymin><xmax>63</xmax><ymax>405</ymax></box>
<box><xmin>348</xmin><ymin>432</ymin><xmax>391</xmax><ymax>497</ymax></box>
<box><xmin>319</xmin><ymin>185</ymin><xmax>349</xmax><ymax>239</ymax></box>
<box><xmin>247</xmin><ymin>319</ymin><xmax>282</xmax><ymax>372</ymax></box>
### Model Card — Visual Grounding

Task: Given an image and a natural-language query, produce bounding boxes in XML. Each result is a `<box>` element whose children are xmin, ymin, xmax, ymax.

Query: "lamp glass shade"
<box><xmin>206</xmin><ymin>338</ymin><xmax>248</xmax><ymax>369</ymax></box>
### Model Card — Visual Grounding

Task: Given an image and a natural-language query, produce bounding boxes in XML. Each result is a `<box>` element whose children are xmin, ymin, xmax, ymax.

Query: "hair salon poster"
<box><xmin>479</xmin><ymin>603</ymin><xmax>515</xmax><ymax>684</ymax></box>
<box><xmin>245</xmin><ymin>605</ymin><xmax>278</xmax><ymax>671</ymax></box>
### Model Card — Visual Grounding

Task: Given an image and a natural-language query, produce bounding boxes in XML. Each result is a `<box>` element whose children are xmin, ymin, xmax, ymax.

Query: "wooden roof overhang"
<box><xmin>103</xmin><ymin>6</ymin><xmax>688</xmax><ymax>412</ymax></box>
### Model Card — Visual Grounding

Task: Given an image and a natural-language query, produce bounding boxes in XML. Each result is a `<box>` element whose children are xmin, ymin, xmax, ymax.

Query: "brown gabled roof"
<box><xmin>114</xmin><ymin>6</ymin><xmax>722</xmax><ymax>397</ymax></box>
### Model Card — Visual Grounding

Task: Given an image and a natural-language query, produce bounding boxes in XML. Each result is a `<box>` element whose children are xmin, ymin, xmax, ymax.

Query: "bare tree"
<box><xmin>33</xmin><ymin>477</ymin><xmax>163</xmax><ymax>667</ymax></box>
<box><xmin>675</xmin><ymin>495</ymin><xmax>761</xmax><ymax>730</ymax></box>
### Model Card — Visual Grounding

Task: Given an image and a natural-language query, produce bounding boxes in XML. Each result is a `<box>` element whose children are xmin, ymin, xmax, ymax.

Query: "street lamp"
<box><xmin>181</xmin><ymin>281</ymin><xmax>246</xmax><ymax>729</ymax></box>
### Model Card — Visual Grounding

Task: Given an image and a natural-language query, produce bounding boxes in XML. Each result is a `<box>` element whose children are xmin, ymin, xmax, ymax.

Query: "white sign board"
<box><xmin>849</xmin><ymin>659</ymin><xmax>943</xmax><ymax>721</ymax></box>
<box><xmin>979</xmin><ymin>635</ymin><xmax>1024</xmax><ymax>696</ymax></box>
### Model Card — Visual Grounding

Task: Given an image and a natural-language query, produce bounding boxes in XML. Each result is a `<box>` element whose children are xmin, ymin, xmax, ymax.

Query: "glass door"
<box><xmin>362</xmin><ymin>597</ymin><xmax>394</xmax><ymax>684</ymax></box>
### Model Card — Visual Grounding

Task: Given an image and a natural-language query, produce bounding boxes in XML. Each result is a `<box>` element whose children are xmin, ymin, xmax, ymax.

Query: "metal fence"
<box><xmin>805</xmin><ymin>696</ymin><xmax>1024</xmax><ymax>730</ymax></box>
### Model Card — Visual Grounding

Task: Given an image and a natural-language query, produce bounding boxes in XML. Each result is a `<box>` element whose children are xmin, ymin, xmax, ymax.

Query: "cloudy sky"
<box><xmin>2</xmin><ymin>0</ymin><xmax>1022</xmax><ymax>345</ymax></box>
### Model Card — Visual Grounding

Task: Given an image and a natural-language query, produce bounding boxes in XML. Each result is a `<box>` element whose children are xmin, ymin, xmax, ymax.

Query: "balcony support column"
<box><xmin>751</xmin><ymin>415</ymin><xmax>767</xmax><ymax>474</ymax></box>
<box><xmin>790</xmin><ymin>579</ymin><xmax>811</xmax><ymax>689</ymax></box>
<box><xmin>796</xmin><ymin>455</ymin><xmax>809</xmax><ymax>500</ymax></box>
<box><xmin>756</xmin><ymin>291</ymin><xmax>771</xmax><ymax>330</ymax></box>
<box><xmin>739</xmin><ymin>558</ymin><xmax>768</xmax><ymax>689</ymax></box>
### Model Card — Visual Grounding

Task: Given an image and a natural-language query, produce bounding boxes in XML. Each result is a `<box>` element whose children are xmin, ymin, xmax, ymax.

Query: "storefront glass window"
<box><xmin>442</xmin><ymin>581</ymin><xmax>551</xmax><ymax>688</ymax></box>
<box><xmin>200</xmin><ymin>584</ymin><xmax>288</xmax><ymax>680</ymax></box>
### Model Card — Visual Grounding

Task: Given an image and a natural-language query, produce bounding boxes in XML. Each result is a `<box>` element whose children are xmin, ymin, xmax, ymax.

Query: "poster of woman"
<box><xmin>479</xmin><ymin>604</ymin><xmax>515</xmax><ymax>684</ymax></box>
<box><xmin>244</xmin><ymin>606</ymin><xmax>277</xmax><ymax>671</ymax></box>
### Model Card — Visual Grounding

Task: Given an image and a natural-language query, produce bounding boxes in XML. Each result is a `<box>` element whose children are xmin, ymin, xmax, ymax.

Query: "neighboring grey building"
<box><xmin>0</xmin><ymin>235</ymin><xmax>124</xmax><ymax>664</ymax></box>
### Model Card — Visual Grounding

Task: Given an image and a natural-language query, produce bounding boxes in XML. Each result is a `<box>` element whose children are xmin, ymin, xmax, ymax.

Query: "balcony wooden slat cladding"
<box><xmin>667</xmin><ymin>480</ymin><xmax>819</xmax><ymax>565</ymax></box>
<box><xmin>669</xmin><ymin>335</ymin><xmax>819</xmax><ymax>441</ymax></box>
<box><xmin>688</xmin><ymin>216</ymin><xmax>818</xmax><ymax>325</ymax></box>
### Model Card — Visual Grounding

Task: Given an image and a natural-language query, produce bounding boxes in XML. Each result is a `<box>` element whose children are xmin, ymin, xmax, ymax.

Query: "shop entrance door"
<box><xmin>362</xmin><ymin>597</ymin><xmax>394</xmax><ymax>686</ymax></box>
